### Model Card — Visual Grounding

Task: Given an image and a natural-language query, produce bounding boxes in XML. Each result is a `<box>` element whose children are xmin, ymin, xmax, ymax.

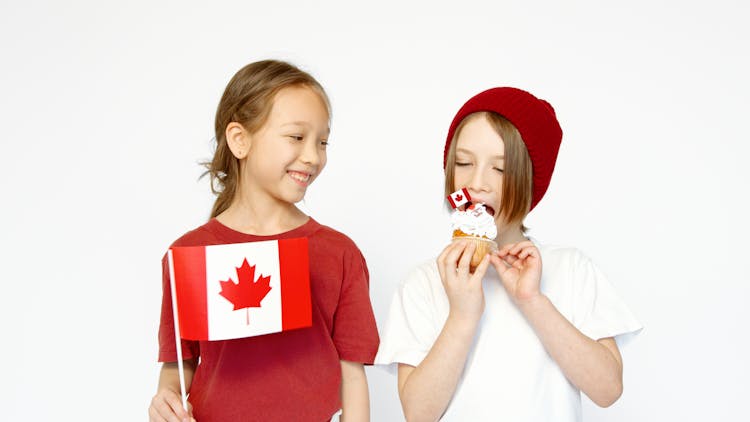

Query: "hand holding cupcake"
<box><xmin>448</xmin><ymin>190</ymin><xmax>498</xmax><ymax>271</ymax></box>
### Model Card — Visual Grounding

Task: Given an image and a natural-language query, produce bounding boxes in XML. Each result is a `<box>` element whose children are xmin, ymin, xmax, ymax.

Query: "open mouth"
<box><xmin>462</xmin><ymin>201</ymin><xmax>496</xmax><ymax>217</ymax></box>
<box><xmin>288</xmin><ymin>171</ymin><xmax>311</xmax><ymax>184</ymax></box>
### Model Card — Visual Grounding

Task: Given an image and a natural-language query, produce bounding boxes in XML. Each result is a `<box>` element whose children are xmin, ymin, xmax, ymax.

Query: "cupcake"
<box><xmin>451</xmin><ymin>203</ymin><xmax>498</xmax><ymax>270</ymax></box>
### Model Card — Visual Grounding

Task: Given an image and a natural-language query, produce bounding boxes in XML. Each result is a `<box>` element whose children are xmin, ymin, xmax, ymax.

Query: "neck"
<box><xmin>215</xmin><ymin>186</ymin><xmax>308</xmax><ymax>236</ymax></box>
<box><xmin>495</xmin><ymin>222</ymin><xmax>528</xmax><ymax>247</ymax></box>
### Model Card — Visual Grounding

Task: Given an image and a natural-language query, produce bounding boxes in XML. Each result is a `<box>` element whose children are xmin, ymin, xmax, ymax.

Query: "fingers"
<box><xmin>446</xmin><ymin>241</ymin><xmax>471</xmax><ymax>269</ymax></box>
<box><xmin>437</xmin><ymin>241</ymin><xmax>454</xmax><ymax>266</ymax></box>
<box><xmin>496</xmin><ymin>241</ymin><xmax>539</xmax><ymax>266</ymax></box>
<box><xmin>492</xmin><ymin>246</ymin><xmax>517</xmax><ymax>270</ymax></box>
<box><xmin>436</xmin><ymin>243</ymin><xmax>453</xmax><ymax>281</ymax></box>
<box><xmin>497</xmin><ymin>240</ymin><xmax>533</xmax><ymax>254</ymax></box>
<box><xmin>489</xmin><ymin>253</ymin><xmax>513</xmax><ymax>278</ymax></box>
<box><xmin>456</xmin><ymin>242</ymin><xmax>476</xmax><ymax>277</ymax></box>
<box><xmin>437</xmin><ymin>241</ymin><xmax>462</xmax><ymax>280</ymax></box>
<box><xmin>471</xmin><ymin>253</ymin><xmax>492</xmax><ymax>280</ymax></box>
<box><xmin>149</xmin><ymin>391</ymin><xmax>190</xmax><ymax>422</ymax></box>
<box><xmin>148</xmin><ymin>406</ymin><xmax>168</xmax><ymax>422</ymax></box>
<box><xmin>148</xmin><ymin>402</ymin><xmax>184</xmax><ymax>422</ymax></box>
<box><xmin>166</xmin><ymin>395</ymin><xmax>190</xmax><ymax>422</ymax></box>
<box><xmin>508</xmin><ymin>240</ymin><xmax>535</xmax><ymax>256</ymax></box>
<box><xmin>516</xmin><ymin>244</ymin><xmax>538</xmax><ymax>260</ymax></box>
<box><xmin>438</xmin><ymin>241</ymin><xmax>471</xmax><ymax>279</ymax></box>
<box><xmin>489</xmin><ymin>252</ymin><xmax>506</xmax><ymax>268</ymax></box>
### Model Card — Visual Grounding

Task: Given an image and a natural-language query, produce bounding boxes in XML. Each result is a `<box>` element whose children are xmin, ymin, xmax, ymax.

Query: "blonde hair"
<box><xmin>203</xmin><ymin>60</ymin><xmax>330</xmax><ymax>218</ymax></box>
<box><xmin>444</xmin><ymin>112</ymin><xmax>533</xmax><ymax>230</ymax></box>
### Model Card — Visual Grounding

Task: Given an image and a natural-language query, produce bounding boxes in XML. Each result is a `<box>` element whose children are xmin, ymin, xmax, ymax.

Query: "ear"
<box><xmin>225</xmin><ymin>122</ymin><xmax>251</xmax><ymax>159</ymax></box>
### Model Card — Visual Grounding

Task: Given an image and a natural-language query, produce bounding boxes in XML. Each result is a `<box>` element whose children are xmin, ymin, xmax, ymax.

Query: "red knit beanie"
<box><xmin>443</xmin><ymin>87</ymin><xmax>563</xmax><ymax>211</ymax></box>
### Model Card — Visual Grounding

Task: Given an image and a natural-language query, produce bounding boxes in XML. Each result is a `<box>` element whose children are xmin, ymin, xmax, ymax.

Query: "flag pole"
<box><xmin>167</xmin><ymin>249</ymin><xmax>188</xmax><ymax>412</ymax></box>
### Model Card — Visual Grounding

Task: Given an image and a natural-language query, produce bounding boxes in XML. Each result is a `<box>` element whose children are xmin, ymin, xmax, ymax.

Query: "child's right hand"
<box><xmin>437</xmin><ymin>240</ymin><xmax>491</xmax><ymax>323</ymax></box>
<box><xmin>148</xmin><ymin>388</ymin><xmax>195</xmax><ymax>422</ymax></box>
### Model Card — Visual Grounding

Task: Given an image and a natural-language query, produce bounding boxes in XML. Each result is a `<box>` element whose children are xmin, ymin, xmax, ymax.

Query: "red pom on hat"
<box><xmin>443</xmin><ymin>87</ymin><xmax>563</xmax><ymax>211</ymax></box>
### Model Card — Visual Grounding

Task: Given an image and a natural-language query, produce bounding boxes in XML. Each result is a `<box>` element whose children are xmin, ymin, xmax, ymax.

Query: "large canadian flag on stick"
<box><xmin>168</xmin><ymin>238</ymin><xmax>311</xmax><ymax>341</ymax></box>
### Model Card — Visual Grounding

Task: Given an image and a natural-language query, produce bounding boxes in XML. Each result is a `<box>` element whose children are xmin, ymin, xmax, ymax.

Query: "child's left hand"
<box><xmin>490</xmin><ymin>240</ymin><xmax>543</xmax><ymax>306</ymax></box>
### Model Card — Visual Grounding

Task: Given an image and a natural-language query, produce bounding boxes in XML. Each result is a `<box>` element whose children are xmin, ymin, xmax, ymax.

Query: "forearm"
<box><xmin>158</xmin><ymin>359</ymin><xmax>197</xmax><ymax>395</ymax></box>
<box><xmin>399</xmin><ymin>314</ymin><xmax>479</xmax><ymax>422</ymax></box>
<box><xmin>340</xmin><ymin>360</ymin><xmax>369</xmax><ymax>421</ymax></box>
<box><xmin>519</xmin><ymin>295</ymin><xmax>622</xmax><ymax>406</ymax></box>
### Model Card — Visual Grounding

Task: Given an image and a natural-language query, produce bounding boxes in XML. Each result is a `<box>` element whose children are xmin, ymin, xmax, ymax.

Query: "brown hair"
<box><xmin>203</xmin><ymin>60</ymin><xmax>331</xmax><ymax>218</ymax></box>
<box><xmin>444</xmin><ymin>112</ymin><xmax>533</xmax><ymax>230</ymax></box>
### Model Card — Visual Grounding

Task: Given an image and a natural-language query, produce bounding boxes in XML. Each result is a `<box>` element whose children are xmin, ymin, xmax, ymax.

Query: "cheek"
<box><xmin>318</xmin><ymin>149</ymin><xmax>328</xmax><ymax>166</ymax></box>
<box><xmin>318</xmin><ymin>156</ymin><xmax>327</xmax><ymax>174</ymax></box>
<box><xmin>452</xmin><ymin>167</ymin><xmax>470</xmax><ymax>187</ymax></box>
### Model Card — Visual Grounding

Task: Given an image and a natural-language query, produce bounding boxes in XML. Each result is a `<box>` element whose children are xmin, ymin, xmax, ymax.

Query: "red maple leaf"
<box><xmin>219</xmin><ymin>258</ymin><xmax>272</xmax><ymax>325</ymax></box>
<box><xmin>455</xmin><ymin>194</ymin><xmax>463</xmax><ymax>202</ymax></box>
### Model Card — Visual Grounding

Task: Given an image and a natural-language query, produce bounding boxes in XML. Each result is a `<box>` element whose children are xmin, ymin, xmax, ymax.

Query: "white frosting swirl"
<box><xmin>451</xmin><ymin>203</ymin><xmax>497</xmax><ymax>239</ymax></box>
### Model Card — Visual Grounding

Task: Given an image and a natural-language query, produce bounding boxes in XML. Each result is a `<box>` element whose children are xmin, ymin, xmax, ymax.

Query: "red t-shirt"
<box><xmin>158</xmin><ymin>218</ymin><xmax>380</xmax><ymax>422</ymax></box>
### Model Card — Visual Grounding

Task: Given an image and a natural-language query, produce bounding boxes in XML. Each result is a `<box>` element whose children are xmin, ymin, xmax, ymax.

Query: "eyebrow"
<box><xmin>281</xmin><ymin>121</ymin><xmax>311</xmax><ymax>127</ymax></box>
<box><xmin>455</xmin><ymin>148</ymin><xmax>504</xmax><ymax>159</ymax></box>
<box><xmin>281</xmin><ymin>121</ymin><xmax>330</xmax><ymax>134</ymax></box>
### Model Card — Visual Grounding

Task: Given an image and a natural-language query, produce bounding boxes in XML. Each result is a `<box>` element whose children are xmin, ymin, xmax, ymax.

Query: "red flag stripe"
<box><xmin>278</xmin><ymin>238</ymin><xmax>312</xmax><ymax>331</ymax></box>
<box><xmin>172</xmin><ymin>246</ymin><xmax>209</xmax><ymax>340</ymax></box>
<box><xmin>448</xmin><ymin>188</ymin><xmax>470</xmax><ymax>209</ymax></box>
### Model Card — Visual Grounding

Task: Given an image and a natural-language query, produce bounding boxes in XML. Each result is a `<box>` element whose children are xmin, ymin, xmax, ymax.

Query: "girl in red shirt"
<box><xmin>149</xmin><ymin>60</ymin><xmax>379</xmax><ymax>422</ymax></box>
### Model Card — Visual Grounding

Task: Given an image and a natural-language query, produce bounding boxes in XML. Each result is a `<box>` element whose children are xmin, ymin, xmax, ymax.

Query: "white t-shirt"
<box><xmin>375</xmin><ymin>240</ymin><xmax>642</xmax><ymax>421</ymax></box>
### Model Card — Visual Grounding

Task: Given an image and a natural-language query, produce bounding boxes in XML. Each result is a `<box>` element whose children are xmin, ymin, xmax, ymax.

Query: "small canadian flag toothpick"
<box><xmin>447</xmin><ymin>188</ymin><xmax>471</xmax><ymax>209</ymax></box>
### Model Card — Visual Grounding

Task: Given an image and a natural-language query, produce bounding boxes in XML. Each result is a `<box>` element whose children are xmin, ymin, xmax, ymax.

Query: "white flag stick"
<box><xmin>167</xmin><ymin>250</ymin><xmax>188</xmax><ymax>412</ymax></box>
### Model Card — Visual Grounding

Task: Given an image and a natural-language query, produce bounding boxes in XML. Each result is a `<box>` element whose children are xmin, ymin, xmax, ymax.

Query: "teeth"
<box><xmin>289</xmin><ymin>172</ymin><xmax>310</xmax><ymax>182</ymax></box>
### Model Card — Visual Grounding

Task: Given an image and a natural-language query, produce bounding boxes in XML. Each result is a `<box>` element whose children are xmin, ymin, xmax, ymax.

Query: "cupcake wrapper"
<box><xmin>452</xmin><ymin>236</ymin><xmax>498</xmax><ymax>269</ymax></box>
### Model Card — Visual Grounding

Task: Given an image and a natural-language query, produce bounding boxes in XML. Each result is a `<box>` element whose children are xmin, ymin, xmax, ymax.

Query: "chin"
<box><xmin>283</xmin><ymin>192</ymin><xmax>307</xmax><ymax>204</ymax></box>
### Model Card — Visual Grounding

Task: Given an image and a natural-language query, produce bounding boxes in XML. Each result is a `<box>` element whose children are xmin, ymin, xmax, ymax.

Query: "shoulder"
<box><xmin>388</xmin><ymin>258</ymin><xmax>448</xmax><ymax>324</ymax></box>
<box><xmin>405</xmin><ymin>259</ymin><xmax>440</xmax><ymax>282</ymax></box>
<box><xmin>534</xmin><ymin>239</ymin><xmax>592</xmax><ymax>270</ymax></box>
<box><xmin>534</xmin><ymin>240</ymin><xmax>607</xmax><ymax>288</ymax></box>
<box><xmin>168</xmin><ymin>221</ymin><xmax>219</xmax><ymax>248</ymax></box>
<box><xmin>309</xmin><ymin>221</ymin><xmax>362</xmax><ymax>254</ymax></box>
<box><xmin>399</xmin><ymin>259</ymin><xmax>442</xmax><ymax>297</ymax></box>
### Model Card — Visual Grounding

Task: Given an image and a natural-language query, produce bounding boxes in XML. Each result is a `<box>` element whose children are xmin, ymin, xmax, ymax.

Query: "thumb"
<box><xmin>185</xmin><ymin>401</ymin><xmax>195</xmax><ymax>421</ymax></box>
<box><xmin>489</xmin><ymin>254</ymin><xmax>507</xmax><ymax>276</ymax></box>
<box><xmin>489</xmin><ymin>254</ymin><xmax>514</xmax><ymax>286</ymax></box>
<box><xmin>471</xmin><ymin>253</ymin><xmax>492</xmax><ymax>281</ymax></box>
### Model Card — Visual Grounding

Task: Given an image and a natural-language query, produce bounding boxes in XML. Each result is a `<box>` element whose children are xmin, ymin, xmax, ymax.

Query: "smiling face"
<box><xmin>239</xmin><ymin>85</ymin><xmax>330</xmax><ymax>206</ymax></box>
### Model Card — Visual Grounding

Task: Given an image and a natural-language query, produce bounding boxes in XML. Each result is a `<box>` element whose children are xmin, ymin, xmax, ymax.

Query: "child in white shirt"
<box><xmin>375</xmin><ymin>87</ymin><xmax>642</xmax><ymax>421</ymax></box>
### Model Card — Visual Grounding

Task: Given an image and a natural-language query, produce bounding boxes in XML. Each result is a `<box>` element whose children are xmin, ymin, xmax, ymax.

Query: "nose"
<box><xmin>466</xmin><ymin>166</ymin><xmax>490</xmax><ymax>193</ymax></box>
<box><xmin>300</xmin><ymin>138</ymin><xmax>322</xmax><ymax>167</ymax></box>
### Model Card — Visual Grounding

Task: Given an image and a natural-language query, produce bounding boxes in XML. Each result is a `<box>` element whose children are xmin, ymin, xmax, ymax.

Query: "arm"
<box><xmin>398</xmin><ymin>242</ymin><xmax>491</xmax><ymax>422</ymax></box>
<box><xmin>518</xmin><ymin>296</ymin><xmax>623</xmax><ymax>406</ymax></box>
<box><xmin>491</xmin><ymin>241</ymin><xmax>623</xmax><ymax>407</ymax></box>
<box><xmin>340</xmin><ymin>360</ymin><xmax>370</xmax><ymax>421</ymax></box>
<box><xmin>148</xmin><ymin>358</ymin><xmax>197</xmax><ymax>422</ymax></box>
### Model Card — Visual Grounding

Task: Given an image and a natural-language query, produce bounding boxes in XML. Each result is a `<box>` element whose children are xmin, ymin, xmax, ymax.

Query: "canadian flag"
<box><xmin>168</xmin><ymin>238</ymin><xmax>311</xmax><ymax>341</ymax></box>
<box><xmin>447</xmin><ymin>188</ymin><xmax>471</xmax><ymax>209</ymax></box>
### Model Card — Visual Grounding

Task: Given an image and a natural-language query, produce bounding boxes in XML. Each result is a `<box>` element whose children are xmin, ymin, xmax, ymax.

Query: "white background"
<box><xmin>1</xmin><ymin>1</ymin><xmax>748</xmax><ymax>420</ymax></box>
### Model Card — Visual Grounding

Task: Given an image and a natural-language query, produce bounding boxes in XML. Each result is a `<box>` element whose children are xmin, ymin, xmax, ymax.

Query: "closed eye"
<box><xmin>455</xmin><ymin>162</ymin><xmax>471</xmax><ymax>167</ymax></box>
<box><xmin>494</xmin><ymin>167</ymin><xmax>504</xmax><ymax>173</ymax></box>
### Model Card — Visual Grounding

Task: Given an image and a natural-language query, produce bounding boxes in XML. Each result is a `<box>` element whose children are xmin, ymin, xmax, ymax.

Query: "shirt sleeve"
<box><xmin>158</xmin><ymin>253</ymin><xmax>200</xmax><ymax>362</ymax></box>
<box><xmin>374</xmin><ymin>263</ymin><xmax>442</xmax><ymax>368</ymax></box>
<box><xmin>331</xmin><ymin>245</ymin><xmax>380</xmax><ymax>364</ymax></box>
<box><xmin>572</xmin><ymin>253</ymin><xmax>643</xmax><ymax>343</ymax></box>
